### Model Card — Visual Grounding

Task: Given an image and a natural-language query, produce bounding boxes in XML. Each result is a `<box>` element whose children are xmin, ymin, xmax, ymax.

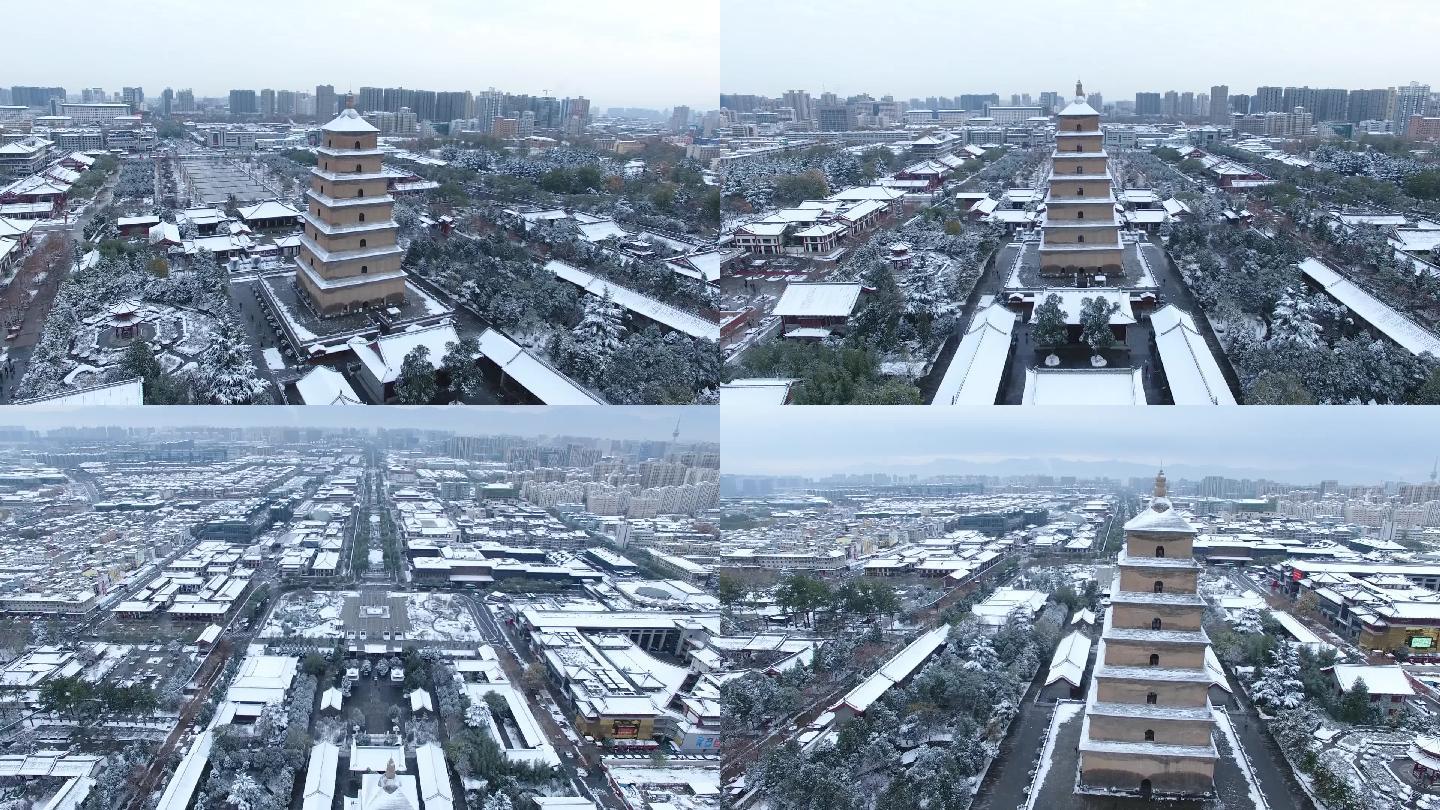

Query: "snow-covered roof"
<box><xmin>408</xmin><ymin>689</ymin><xmax>433</xmax><ymax>712</ymax></box>
<box><xmin>0</xmin><ymin>217</ymin><xmax>35</xmax><ymax>240</ymax></box>
<box><xmin>931</xmin><ymin>303</ymin><xmax>1015</xmax><ymax>406</ymax></box>
<box><xmin>1058</xmin><ymin>98</ymin><xmax>1100</xmax><ymax>117</ymax></box>
<box><xmin>1021</xmin><ymin>368</ymin><xmax>1146</xmax><ymax>405</ymax></box>
<box><xmin>827</xmin><ymin>186</ymin><xmax>905</xmax><ymax>203</ymax></box>
<box><xmin>148</xmin><ymin>222</ymin><xmax>181</xmax><ymax>245</ymax></box>
<box><xmin>793</xmin><ymin>222</ymin><xmax>846</xmax><ymax>239</ymax></box>
<box><xmin>323</xmin><ymin>107</ymin><xmax>379</xmax><ymax>134</ymax></box>
<box><xmin>1162</xmin><ymin>198</ymin><xmax>1191</xmax><ymax>216</ymax></box>
<box><xmin>576</xmin><ymin>219</ymin><xmax>630</xmax><ymax>242</ymax></box>
<box><xmin>14</xmin><ymin>378</ymin><xmax>143</xmax><ymax>406</ymax></box>
<box><xmin>349</xmin><ymin>323</ymin><xmax>459</xmax><ymax>385</ymax></box>
<box><xmin>1124</xmin><ymin>495</ymin><xmax>1196</xmax><ymax>535</ymax></box>
<box><xmin>237</xmin><ymin>200</ymin><xmax>301</xmax><ymax>221</ymax></box>
<box><xmin>772</xmin><ymin>282</ymin><xmax>862</xmax><ymax>318</ymax></box>
<box><xmin>1045</xmin><ymin>630</ymin><xmax>1091</xmax><ymax>688</ymax></box>
<box><xmin>1393</xmin><ymin>229</ymin><xmax>1440</xmax><ymax>253</ymax></box>
<box><xmin>414</xmin><ymin>743</ymin><xmax>451</xmax><ymax>810</ymax></box>
<box><xmin>154</xmin><ymin>732</ymin><xmax>212</xmax><ymax>810</ymax></box>
<box><xmin>833</xmin><ymin>625</ymin><xmax>949</xmax><ymax>714</ymax></box>
<box><xmin>295</xmin><ymin>366</ymin><xmax>364</xmax><ymax>406</ymax></box>
<box><xmin>302</xmin><ymin>743</ymin><xmax>339</xmax><ymax>810</ymax></box>
<box><xmin>475</xmin><ymin>328</ymin><xmax>602</xmax><ymax>405</ymax></box>
<box><xmin>1332</xmin><ymin>664</ymin><xmax>1414</xmax><ymax>696</ymax></box>
<box><xmin>969</xmin><ymin>196</ymin><xmax>999</xmax><ymax>215</ymax></box>
<box><xmin>720</xmin><ymin>378</ymin><xmax>798</xmax><ymax>407</ymax></box>
<box><xmin>1150</xmin><ymin>305</ymin><xmax>1236</xmax><ymax>405</ymax></box>
<box><xmin>320</xmin><ymin>687</ymin><xmax>344</xmax><ymax>712</ymax></box>
<box><xmin>665</xmin><ymin>248</ymin><xmax>733</xmax><ymax>284</ymax></box>
<box><xmin>547</xmin><ymin>260</ymin><xmax>717</xmax><ymax>340</ymax></box>
<box><xmin>1299</xmin><ymin>258</ymin><xmax>1440</xmax><ymax>357</ymax></box>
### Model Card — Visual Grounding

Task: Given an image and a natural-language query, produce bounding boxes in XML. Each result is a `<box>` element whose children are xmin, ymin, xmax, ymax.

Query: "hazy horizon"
<box><xmin>720</xmin><ymin>407</ymin><xmax>1440</xmax><ymax>484</ymax></box>
<box><xmin>0</xmin><ymin>406</ymin><xmax>719</xmax><ymax>443</ymax></box>
<box><xmin>721</xmin><ymin>0</ymin><xmax>1438</xmax><ymax>101</ymax></box>
<box><xmin>4</xmin><ymin>0</ymin><xmax>718</xmax><ymax>111</ymax></box>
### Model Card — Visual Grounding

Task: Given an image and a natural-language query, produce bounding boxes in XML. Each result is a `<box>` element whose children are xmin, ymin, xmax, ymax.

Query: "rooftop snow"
<box><xmin>931</xmin><ymin>303</ymin><xmax>1015</xmax><ymax>405</ymax></box>
<box><xmin>1332</xmin><ymin>664</ymin><xmax>1415</xmax><ymax>696</ymax></box>
<box><xmin>322</xmin><ymin>108</ymin><xmax>379</xmax><ymax>134</ymax></box>
<box><xmin>772</xmin><ymin>282</ymin><xmax>863</xmax><ymax>318</ymax></box>
<box><xmin>547</xmin><ymin>260</ymin><xmax>717</xmax><ymax>340</ymax></box>
<box><xmin>721</xmin><ymin>378</ymin><xmax>798</xmax><ymax>407</ymax></box>
<box><xmin>475</xmin><ymin>328</ymin><xmax>602</xmax><ymax>405</ymax></box>
<box><xmin>1045</xmin><ymin>630</ymin><xmax>1092</xmax><ymax>688</ymax></box>
<box><xmin>1021</xmin><ymin>368</ymin><xmax>1146</xmax><ymax>405</ymax></box>
<box><xmin>1150</xmin><ymin>305</ymin><xmax>1235</xmax><ymax>405</ymax></box>
<box><xmin>295</xmin><ymin>366</ymin><xmax>363</xmax><ymax>405</ymax></box>
<box><xmin>1299</xmin><ymin>257</ymin><xmax>1440</xmax><ymax>357</ymax></box>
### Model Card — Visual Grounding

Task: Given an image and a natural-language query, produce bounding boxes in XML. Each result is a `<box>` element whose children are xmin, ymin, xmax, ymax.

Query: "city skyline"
<box><xmin>720</xmin><ymin>407</ymin><xmax>1440</xmax><ymax>482</ymax></box>
<box><xmin>720</xmin><ymin>0</ymin><xmax>1439</xmax><ymax>100</ymax></box>
<box><xmin>4</xmin><ymin>0</ymin><xmax>719</xmax><ymax>110</ymax></box>
<box><xmin>0</xmin><ymin>406</ymin><xmax>719</xmax><ymax>441</ymax></box>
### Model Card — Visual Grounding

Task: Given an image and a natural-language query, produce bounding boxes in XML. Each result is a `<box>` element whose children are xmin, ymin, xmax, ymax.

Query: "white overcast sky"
<box><xmin>721</xmin><ymin>0</ymin><xmax>1438</xmax><ymax>100</ymax></box>
<box><xmin>4</xmin><ymin>0</ymin><xmax>718</xmax><ymax>110</ymax></box>
<box><xmin>721</xmin><ymin>407</ymin><xmax>1440</xmax><ymax>484</ymax></box>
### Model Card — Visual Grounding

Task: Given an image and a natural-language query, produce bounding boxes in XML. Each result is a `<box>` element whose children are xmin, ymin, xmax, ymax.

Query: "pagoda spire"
<box><xmin>1153</xmin><ymin>469</ymin><xmax>1167</xmax><ymax>498</ymax></box>
<box><xmin>1076</xmin><ymin>79</ymin><xmax>1084</xmax><ymax>99</ymax></box>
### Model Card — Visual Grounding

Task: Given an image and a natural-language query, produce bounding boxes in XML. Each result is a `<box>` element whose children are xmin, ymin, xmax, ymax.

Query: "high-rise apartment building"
<box><xmin>1134</xmin><ymin>92</ymin><xmax>1161</xmax><ymax>116</ymax></box>
<box><xmin>1394</xmin><ymin>82</ymin><xmax>1431</xmax><ymax>134</ymax></box>
<box><xmin>783</xmin><ymin>90</ymin><xmax>813</xmax><ymax>121</ymax></box>
<box><xmin>315</xmin><ymin>85</ymin><xmax>337</xmax><ymax>120</ymax></box>
<box><xmin>1208</xmin><ymin>85</ymin><xmax>1228</xmax><ymax>122</ymax></box>
<box><xmin>228</xmin><ymin>89</ymin><xmax>258</xmax><ymax>115</ymax></box>
<box><xmin>1347</xmin><ymin>88</ymin><xmax>1392</xmax><ymax>123</ymax></box>
<box><xmin>1254</xmin><ymin>85</ymin><xmax>1284</xmax><ymax>113</ymax></box>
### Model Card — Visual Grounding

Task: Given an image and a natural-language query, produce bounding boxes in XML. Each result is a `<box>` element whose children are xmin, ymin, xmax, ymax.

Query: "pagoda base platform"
<box><xmin>1026</xmin><ymin>703</ymin><xmax>1263</xmax><ymax>810</ymax></box>
<box><xmin>255</xmin><ymin>270</ymin><xmax>454</xmax><ymax>351</ymax></box>
<box><xmin>1003</xmin><ymin>240</ymin><xmax>1156</xmax><ymax>291</ymax></box>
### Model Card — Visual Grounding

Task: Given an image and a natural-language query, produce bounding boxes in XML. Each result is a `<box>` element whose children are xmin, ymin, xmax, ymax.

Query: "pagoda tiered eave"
<box><xmin>1041</xmin><ymin>217</ymin><xmax>1122</xmax><ymax>229</ymax></box>
<box><xmin>1038</xmin><ymin>243</ymin><xmax>1127</xmax><ymax>254</ymax></box>
<box><xmin>300</xmin><ymin>210</ymin><xmax>396</xmax><ymax>236</ymax></box>
<box><xmin>1044</xmin><ymin>192</ymin><xmax>1117</xmax><ymax>205</ymax></box>
<box><xmin>1050</xmin><ymin>173</ymin><xmax>1113</xmax><ymax>182</ymax></box>
<box><xmin>295</xmin><ymin>259</ymin><xmax>407</xmax><ymax>290</ymax></box>
<box><xmin>1117</xmin><ymin>549</ymin><xmax>1201</xmax><ymax>570</ymax></box>
<box><xmin>310</xmin><ymin>168</ymin><xmax>393</xmax><ymax>183</ymax></box>
<box><xmin>306</xmin><ymin>189</ymin><xmax>396</xmax><ymax>208</ymax></box>
<box><xmin>315</xmin><ymin>146</ymin><xmax>386</xmax><ymax>159</ymax></box>
<box><xmin>298</xmin><ymin>233</ymin><xmax>405</xmax><ymax>264</ymax></box>
<box><xmin>1052</xmin><ymin>150</ymin><xmax>1110</xmax><ymax>159</ymax></box>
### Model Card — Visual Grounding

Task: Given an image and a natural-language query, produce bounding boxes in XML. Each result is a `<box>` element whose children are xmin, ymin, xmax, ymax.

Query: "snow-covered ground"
<box><xmin>405</xmin><ymin>592</ymin><xmax>481</xmax><ymax>642</ymax></box>
<box><xmin>260</xmin><ymin>590</ymin><xmax>349</xmax><ymax>639</ymax></box>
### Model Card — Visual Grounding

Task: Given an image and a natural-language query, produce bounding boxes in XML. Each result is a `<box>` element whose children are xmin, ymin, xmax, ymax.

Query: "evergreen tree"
<box><xmin>1078</xmin><ymin>296</ymin><xmax>1119</xmax><ymax>359</ymax></box>
<box><xmin>394</xmin><ymin>346</ymin><xmax>438</xmax><ymax>404</ymax></box>
<box><xmin>440</xmin><ymin>336</ymin><xmax>483</xmax><ymax>400</ymax></box>
<box><xmin>195</xmin><ymin>319</ymin><xmax>268</xmax><ymax>404</ymax></box>
<box><xmin>571</xmin><ymin>292</ymin><xmax>624</xmax><ymax>356</ymax></box>
<box><xmin>1030</xmin><ymin>293</ymin><xmax>1069</xmax><ymax>349</ymax></box>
